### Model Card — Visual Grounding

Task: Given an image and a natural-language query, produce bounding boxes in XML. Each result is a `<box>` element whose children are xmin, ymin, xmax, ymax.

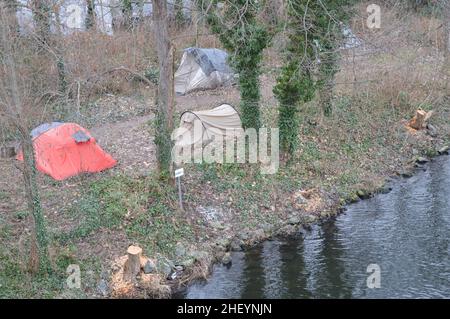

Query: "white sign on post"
<box><xmin>175</xmin><ymin>168</ymin><xmax>184</xmax><ymax>210</ymax></box>
<box><xmin>175</xmin><ymin>168</ymin><xmax>184</xmax><ymax>178</ymax></box>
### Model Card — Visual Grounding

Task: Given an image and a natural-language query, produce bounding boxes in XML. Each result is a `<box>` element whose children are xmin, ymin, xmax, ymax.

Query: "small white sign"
<box><xmin>174</xmin><ymin>168</ymin><xmax>184</xmax><ymax>178</ymax></box>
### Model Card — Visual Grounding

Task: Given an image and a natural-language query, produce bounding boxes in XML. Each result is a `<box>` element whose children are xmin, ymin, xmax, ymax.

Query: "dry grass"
<box><xmin>0</xmin><ymin>21</ymin><xmax>220</xmax><ymax>135</ymax></box>
<box><xmin>57</xmin><ymin>23</ymin><xmax>219</xmax><ymax>102</ymax></box>
<box><xmin>337</xmin><ymin>2</ymin><xmax>447</xmax><ymax>107</ymax></box>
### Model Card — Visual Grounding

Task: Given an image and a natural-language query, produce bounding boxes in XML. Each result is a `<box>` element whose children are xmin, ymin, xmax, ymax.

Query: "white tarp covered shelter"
<box><xmin>173</xmin><ymin>104</ymin><xmax>242</xmax><ymax>147</ymax></box>
<box><xmin>341</xmin><ymin>26</ymin><xmax>362</xmax><ymax>49</ymax></box>
<box><xmin>174</xmin><ymin>48</ymin><xmax>235</xmax><ymax>95</ymax></box>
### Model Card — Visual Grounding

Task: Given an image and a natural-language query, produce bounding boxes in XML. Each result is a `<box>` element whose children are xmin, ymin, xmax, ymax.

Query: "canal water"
<box><xmin>183</xmin><ymin>155</ymin><xmax>450</xmax><ymax>298</ymax></box>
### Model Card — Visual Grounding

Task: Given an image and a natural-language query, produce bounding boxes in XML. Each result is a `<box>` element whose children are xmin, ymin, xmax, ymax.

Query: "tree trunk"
<box><xmin>57</xmin><ymin>56</ymin><xmax>67</xmax><ymax>95</ymax></box>
<box><xmin>32</xmin><ymin>0</ymin><xmax>51</xmax><ymax>45</ymax></box>
<box><xmin>320</xmin><ymin>78</ymin><xmax>334</xmax><ymax>117</ymax></box>
<box><xmin>20</xmin><ymin>127</ymin><xmax>51</xmax><ymax>274</ymax></box>
<box><xmin>4</xmin><ymin>0</ymin><xmax>19</xmax><ymax>33</ymax></box>
<box><xmin>442</xmin><ymin>1</ymin><xmax>450</xmax><ymax>90</ymax></box>
<box><xmin>191</xmin><ymin>3</ymin><xmax>199</xmax><ymax>46</ymax></box>
<box><xmin>51</xmin><ymin>6</ymin><xmax>68</xmax><ymax>113</ymax></box>
<box><xmin>175</xmin><ymin>0</ymin><xmax>184</xmax><ymax>28</ymax></box>
<box><xmin>240</xmin><ymin>69</ymin><xmax>261</xmax><ymax>131</ymax></box>
<box><xmin>86</xmin><ymin>0</ymin><xmax>96</xmax><ymax>30</ymax></box>
<box><xmin>152</xmin><ymin>0</ymin><xmax>175</xmax><ymax>176</ymax></box>
<box><xmin>122</xmin><ymin>0</ymin><xmax>133</xmax><ymax>30</ymax></box>
<box><xmin>318</xmin><ymin>40</ymin><xmax>339</xmax><ymax>117</ymax></box>
<box><xmin>0</xmin><ymin>6</ymin><xmax>51</xmax><ymax>275</ymax></box>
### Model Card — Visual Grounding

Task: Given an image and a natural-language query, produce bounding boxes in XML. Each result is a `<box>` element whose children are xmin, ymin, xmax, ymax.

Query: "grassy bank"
<box><xmin>2</xmin><ymin>92</ymin><xmax>448</xmax><ymax>298</ymax></box>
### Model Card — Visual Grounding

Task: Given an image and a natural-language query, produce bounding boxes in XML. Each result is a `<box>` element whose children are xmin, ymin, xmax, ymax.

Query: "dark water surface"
<box><xmin>183</xmin><ymin>155</ymin><xmax>450</xmax><ymax>298</ymax></box>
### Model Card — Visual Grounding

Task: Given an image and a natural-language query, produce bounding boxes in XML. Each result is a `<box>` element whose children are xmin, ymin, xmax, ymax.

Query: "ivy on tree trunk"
<box><xmin>273</xmin><ymin>0</ymin><xmax>316</xmax><ymax>157</ymax></box>
<box><xmin>122</xmin><ymin>0</ymin><xmax>133</xmax><ymax>29</ymax></box>
<box><xmin>199</xmin><ymin>0</ymin><xmax>270</xmax><ymax>131</ymax></box>
<box><xmin>274</xmin><ymin>0</ymin><xmax>354</xmax><ymax>157</ymax></box>
<box><xmin>152</xmin><ymin>0</ymin><xmax>175</xmax><ymax>178</ymax></box>
<box><xmin>175</xmin><ymin>0</ymin><xmax>185</xmax><ymax>28</ymax></box>
<box><xmin>21</xmin><ymin>132</ymin><xmax>51</xmax><ymax>274</ymax></box>
<box><xmin>32</xmin><ymin>0</ymin><xmax>51</xmax><ymax>45</ymax></box>
<box><xmin>86</xmin><ymin>0</ymin><xmax>96</xmax><ymax>30</ymax></box>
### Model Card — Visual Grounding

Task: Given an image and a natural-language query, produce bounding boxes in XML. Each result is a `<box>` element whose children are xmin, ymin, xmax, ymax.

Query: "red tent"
<box><xmin>17</xmin><ymin>122</ymin><xmax>117</xmax><ymax>180</ymax></box>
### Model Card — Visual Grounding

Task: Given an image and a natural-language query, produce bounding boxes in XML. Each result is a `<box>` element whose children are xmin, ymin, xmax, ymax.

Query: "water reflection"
<box><xmin>241</xmin><ymin>245</ymin><xmax>266</xmax><ymax>298</ymax></box>
<box><xmin>184</xmin><ymin>156</ymin><xmax>450</xmax><ymax>299</ymax></box>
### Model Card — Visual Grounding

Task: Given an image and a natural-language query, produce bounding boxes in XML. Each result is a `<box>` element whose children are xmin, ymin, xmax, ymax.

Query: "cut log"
<box><xmin>409</xmin><ymin>110</ymin><xmax>433</xmax><ymax>130</ymax></box>
<box><xmin>123</xmin><ymin>245</ymin><xmax>143</xmax><ymax>281</ymax></box>
<box><xmin>0</xmin><ymin>146</ymin><xmax>16</xmax><ymax>158</ymax></box>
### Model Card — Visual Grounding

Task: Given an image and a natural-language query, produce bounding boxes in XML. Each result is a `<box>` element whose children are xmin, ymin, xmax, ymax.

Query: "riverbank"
<box><xmin>163</xmin><ymin>114</ymin><xmax>450</xmax><ymax>298</ymax></box>
<box><xmin>1</xmin><ymin>3</ymin><xmax>450</xmax><ymax>299</ymax></box>
<box><xmin>82</xmin><ymin>95</ymin><xmax>450</xmax><ymax>298</ymax></box>
<box><xmin>1</xmin><ymin>90</ymin><xmax>448</xmax><ymax>298</ymax></box>
<box><xmin>181</xmin><ymin>154</ymin><xmax>450</xmax><ymax>298</ymax></box>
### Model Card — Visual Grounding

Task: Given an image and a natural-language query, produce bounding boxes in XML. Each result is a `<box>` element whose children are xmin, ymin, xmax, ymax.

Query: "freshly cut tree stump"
<box><xmin>123</xmin><ymin>245</ymin><xmax>143</xmax><ymax>281</ymax></box>
<box><xmin>409</xmin><ymin>110</ymin><xmax>433</xmax><ymax>130</ymax></box>
<box><xmin>409</xmin><ymin>110</ymin><xmax>426</xmax><ymax>130</ymax></box>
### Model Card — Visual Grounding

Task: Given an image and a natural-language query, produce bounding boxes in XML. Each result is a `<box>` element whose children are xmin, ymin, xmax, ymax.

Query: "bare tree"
<box><xmin>31</xmin><ymin>0</ymin><xmax>51</xmax><ymax>45</ymax></box>
<box><xmin>86</xmin><ymin>0</ymin><xmax>96</xmax><ymax>30</ymax></box>
<box><xmin>439</xmin><ymin>0</ymin><xmax>450</xmax><ymax>89</ymax></box>
<box><xmin>0</xmin><ymin>2</ymin><xmax>51</xmax><ymax>274</ymax></box>
<box><xmin>441</xmin><ymin>1</ymin><xmax>450</xmax><ymax>55</ymax></box>
<box><xmin>29</xmin><ymin>1</ymin><xmax>69</xmax><ymax>113</ymax></box>
<box><xmin>152</xmin><ymin>0</ymin><xmax>175</xmax><ymax>177</ymax></box>
<box><xmin>4</xmin><ymin>0</ymin><xmax>19</xmax><ymax>31</ymax></box>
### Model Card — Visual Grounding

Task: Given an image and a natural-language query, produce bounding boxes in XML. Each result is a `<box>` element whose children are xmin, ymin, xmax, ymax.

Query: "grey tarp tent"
<box><xmin>174</xmin><ymin>48</ymin><xmax>235</xmax><ymax>95</ymax></box>
<box><xmin>341</xmin><ymin>26</ymin><xmax>362</xmax><ymax>49</ymax></box>
<box><xmin>30</xmin><ymin>122</ymin><xmax>63</xmax><ymax>138</ymax></box>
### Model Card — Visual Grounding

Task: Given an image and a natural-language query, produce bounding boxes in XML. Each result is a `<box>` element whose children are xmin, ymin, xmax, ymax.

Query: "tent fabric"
<box><xmin>17</xmin><ymin>123</ymin><xmax>117</xmax><ymax>180</ymax></box>
<box><xmin>30</xmin><ymin>122</ymin><xmax>63</xmax><ymax>138</ymax></box>
<box><xmin>174</xmin><ymin>48</ymin><xmax>235</xmax><ymax>95</ymax></box>
<box><xmin>173</xmin><ymin>104</ymin><xmax>242</xmax><ymax>147</ymax></box>
<box><xmin>188</xmin><ymin>48</ymin><xmax>231</xmax><ymax>75</ymax></box>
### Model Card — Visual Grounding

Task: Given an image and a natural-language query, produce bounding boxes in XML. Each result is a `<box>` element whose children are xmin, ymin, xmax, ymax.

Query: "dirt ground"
<box><xmin>90</xmin><ymin>114</ymin><xmax>156</xmax><ymax>177</ymax></box>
